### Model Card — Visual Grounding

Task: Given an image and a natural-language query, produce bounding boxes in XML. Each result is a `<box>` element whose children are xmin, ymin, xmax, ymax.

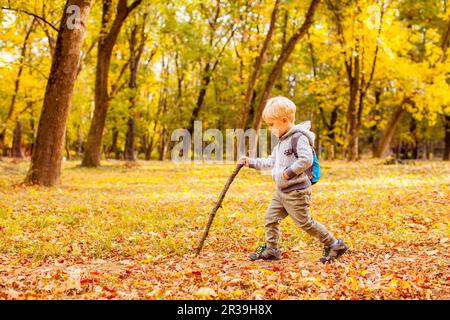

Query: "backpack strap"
<box><xmin>290</xmin><ymin>131</ymin><xmax>315</xmax><ymax>158</ymax></box>
<box><xmin>290</xmin><ymin>131</ymin><xmax>315</xmax><ymax>181</ymax></box>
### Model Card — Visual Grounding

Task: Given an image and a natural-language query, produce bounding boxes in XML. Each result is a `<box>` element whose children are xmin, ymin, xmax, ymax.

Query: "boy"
<box><xmin>239</xmin><ymin>96</ymin><xmax>348</xmax><ymax>263</ymax></box>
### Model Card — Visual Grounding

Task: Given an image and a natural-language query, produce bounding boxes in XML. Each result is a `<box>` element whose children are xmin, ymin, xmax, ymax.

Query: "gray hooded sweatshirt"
<box><xmin>248</xmin><ymin>121</ymin><xmax>315</xmax><ymax>192</ymax></box>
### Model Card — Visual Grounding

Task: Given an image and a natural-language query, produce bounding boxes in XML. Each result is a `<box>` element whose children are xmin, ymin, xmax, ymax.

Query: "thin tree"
<box><xmin>82</xmin><ymin>0</ymin><xmax>142</xmax><ymax>167</ymax></box>
<box><xmin>186</xmin><ymin>1</ymin><xmax>240</xmax><ymax>134</ymax></box>
<box><xmin>124</xmin><ymin>14</ymin><xmax>152</xmax><ymax>161</ymax></box>
<box><xmin>326</xmin><ymin>0</ymin><xmax>384</xmax><ymax>161</ymax></box>
<box><xmin>251</xmin><ymin>0</ymin><xmax>321</xmax><ymax>153</ymax></box>
<box><xmin>11</xmin><ymin>119</ymin><xmax>24</xmax><ymax>159</ymax></box>
<box><xmin>239</xmin><ymin>0</ymin><xmax>280</xmax><ymax>129</ymax></box>
<box><xmin>444</xmin><ymin>114</ymin><xmax>450</xmax><ymax>160</ymax></box>
<box><xmin>439</xmin><ymin>18</ymin><xmax>450</xmax><ymax>160</ymax></box>
<box><xmin>0</xmin><ymin>18</ymin><xmax>36</xmax><ymax>158</ymax></box>
<box><xmin>374</xmin><ymin>98</ymin><xmax>413</xmax><ymax>158</ymax></box>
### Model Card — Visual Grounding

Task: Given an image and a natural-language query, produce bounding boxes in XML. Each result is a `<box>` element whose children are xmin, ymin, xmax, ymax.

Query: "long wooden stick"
<box><xmin>196</xmin><ymin>163</ymin><xmax>244</xmax><ymax>255</ymax></box>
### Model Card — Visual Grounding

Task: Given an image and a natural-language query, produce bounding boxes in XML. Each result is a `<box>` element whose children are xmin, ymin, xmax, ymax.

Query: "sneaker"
<box><xmin>249</xmin><ymin>244</ymin><xmax>281</xmax><ymax>261</ymax></box>
<box><xmin>320</xmin><ymin>239</ymin><xmax>348</xmax><ymax>263</ymax></box>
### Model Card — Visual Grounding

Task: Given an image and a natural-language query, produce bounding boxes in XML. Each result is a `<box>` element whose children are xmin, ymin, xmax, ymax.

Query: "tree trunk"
<box><xmin>251</xmin><ymin>0</ymin><xmax>320</xmax><ymax>150</ymax></box>
<box><xmin>149</xmin><ymin>59</ymin><xmax>168</xmax><ymax>160</ymax></box>
<box><xmin>374</xmin><ymin>104</ymin><xmax>406</xmax><ymax>158</ymax></box>
<box><xmin>124</xmin><ymin>21</ymin><xmax>147</xmax><ymax>161</ymax></box>
<box><xmin>345</xmin><ymin>33</ymin><xmax>361</xmax><ymax>162</ymax></box>
<box><xmin>187</xmin><ymin>3</ymin><xmax>236</xmax><ymax>134</ymax></box>
<box><xmin>187</xmin><ymin>63</ymin><xmax>211</xmax><ymax>134</ymax></box>
<box><xmin>158</xmin><ymin>127</ymin><xmax>167</xmax><ymax>161</ymax></box>
<box><xmin>327</xmin><ymin>1</ymin><xmax>384</xmax><ymax>161</ymax></box>
<box><xmin>443</xmin><ymin>114</ymin><xmax>450</xmax><ymax>160</ymax></box>
<box><xmin>410</xmin><ymin>117</ymin><xmax>418</xmax><ymax>159</ymax></box>
<box><xmin>141</xmin><ymin>133</ymin><xmax>150</xmax><ymax>160</ymax></box>
<box><xmin>396</xmin><ymin>141</ymin><xmax>401</xmax><ymax>159</ymax></box>
<box><xmin>65</xmin><ymin>130</ymin><xmax>71</xmax><ymax>161</ymax></box>
<box><xmin>145</xmin><ymin>145</ymin><xmax>152</xmax><ymax>160</ymax></box>
<box><xmin>239</xmin><ymin>0</ymin><xmax>280</xmax><ymax>129</ymax></box>
<box><xmin>346</xmin><ymin>81</ymin><xmax>359</xmax><ymax>161</ymax></box>
<box><xmin>147</xmin><ymin>124</ymin><xmax>158</xmax><ymax>160</ymax></box>
<box><xmin>28</xmin><ymin>116</ymin><xmax>36</xmax><ymax>157</ymax></box>
<box><xmin>318</xmin><ymin>93</ymin><xmax>339</xmax><ymax>159</ymax></box>
<box><xmin>12</xmin><ymin>119</ymin><xmax>24</xmax><ymax>159</ymax></box>
<box><xmin>425</xmin><ymin>140</ymin><xmax>432</xmax><ymax>160</ymax></box>
<box><xmin>438</xmin><ymin>18</ymin><xmax>450</xmax><ymax>159</ymax></box>
<box><xmin>315</xmin><ymin>111</ymin><xmax>321</xmax><ymax>160</ymax></box>
<box><xmin>369</xmin><ymin>90</ymin><xmax>382</xmax><ymax>156</ymax></box>
<box><xmin>124</xmin><ymin>119</ymin><xmax>136</xmax><ymax>161</ymax></box>
<box><xmin>76</xmin><ymin>125</ymin><xmax>83</xmax><ymax>157</ymax></box>
<box><xmin>25</xmin><ymin>0</ymin><xmax>92</xmax><ymax>186</ymax></box>
<box><xmin>275</xmin><ymin>9</ymin><xmax>289</xmax><ymax>92</ymax></box>
<box><xmin>158</xmin><ymin>94</ymin><xmax>168</xmax><ymax>161</ymax></box>
<box><xmin>82</xmin><ymin>0</ymin><xmax>142</xmax><ymax>167</ymax></box>
<box><xmin>0</xmin><ymin>18</ymin><xmax>36</xmax><ymax>159</ymax></box>
<box><xmin>124</xmin><ymin>27</ymin><xmax>138</xmax><ymax>162</ymax></box>
<box><xmin>108</xmin><ymin>127</ymin><xmax>120</xmax><ymax>160</ymax></box>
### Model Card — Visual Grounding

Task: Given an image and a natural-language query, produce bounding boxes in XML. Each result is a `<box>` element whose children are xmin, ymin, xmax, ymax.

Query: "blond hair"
<box><xmin>262</xmin><ymin>96</ymin><xmax>296</xmax><ymax>122</ymax></box>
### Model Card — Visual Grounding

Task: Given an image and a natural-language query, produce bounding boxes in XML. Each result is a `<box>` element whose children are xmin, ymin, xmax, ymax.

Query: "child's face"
<box><xmin>265</xmin><ymin>116</ymin><xmax>293</xmax><ymax>138</ymax></box>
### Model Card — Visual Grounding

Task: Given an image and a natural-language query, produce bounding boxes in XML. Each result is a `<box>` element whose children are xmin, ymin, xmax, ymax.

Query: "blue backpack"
<box><xmin>291</xmin><ymin>132</ymin><xmax>321</xmax><ymax>184</ymax></box>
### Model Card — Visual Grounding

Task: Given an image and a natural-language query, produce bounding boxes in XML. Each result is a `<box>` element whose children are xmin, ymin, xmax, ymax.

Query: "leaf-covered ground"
<box><xmin>0</xmin><ymin>159</ymin><xmax>448</xmax><ymax>299</ymax></box>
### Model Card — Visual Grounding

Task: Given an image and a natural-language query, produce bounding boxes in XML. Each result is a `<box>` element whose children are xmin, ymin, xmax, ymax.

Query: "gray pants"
<box><xmin>264</xmin><ymin>186</ymin><xmax>336</xmax><ymax>248</ymax></box>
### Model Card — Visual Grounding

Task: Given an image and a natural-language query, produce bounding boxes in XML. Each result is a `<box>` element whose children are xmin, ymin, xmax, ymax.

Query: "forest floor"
<box><xmin>0</xmin><ymin>158</ymin><xmax>448</xmax><ymax>299</ymax></box>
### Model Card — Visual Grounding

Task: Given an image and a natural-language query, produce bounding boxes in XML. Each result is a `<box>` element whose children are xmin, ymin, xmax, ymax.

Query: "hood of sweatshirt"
<box><xmin>279</xmin><ymin>121</ymin><xmax>315</xmax><ymax>145</ymax></box>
